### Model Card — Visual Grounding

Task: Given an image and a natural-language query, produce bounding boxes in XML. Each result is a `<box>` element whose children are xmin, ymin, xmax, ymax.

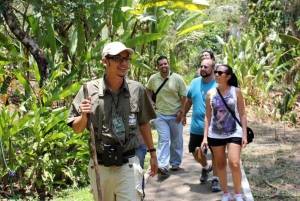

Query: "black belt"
<box><xmin>97</xmin><ymin>148</ymin><xmax>135</xmax><ymax>165</ymax></box>
<box><xmin>97</xmin><ymin>156</ymin><xmax>129</xmax><ymax>165</ymax></box>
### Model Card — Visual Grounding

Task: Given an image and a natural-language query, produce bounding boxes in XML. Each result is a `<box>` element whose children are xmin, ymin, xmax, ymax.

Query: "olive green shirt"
<box><xmin>67</xmin><ymin>76</ymin><xmax>156</xmax><ymax>152</ymax></box>
<box><xmin>146</xmin><ymin>72</ymin><xmax>186</xmax><ymax>115</ymax></box>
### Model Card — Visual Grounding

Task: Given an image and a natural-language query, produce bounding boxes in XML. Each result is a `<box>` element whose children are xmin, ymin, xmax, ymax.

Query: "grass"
<box><xmin>53</xmin><ymin>187</ymin><xmax>93</xmax><ymax>201</ymax></box>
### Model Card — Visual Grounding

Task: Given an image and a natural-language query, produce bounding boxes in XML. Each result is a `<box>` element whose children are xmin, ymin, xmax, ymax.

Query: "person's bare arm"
<box><xmin>139</xmin><ymin>122</ymin><xmax>158</xmax><ymax>176</ymax></box>
<box><xmin>146</xmin><ymin>88</ymin><xmax>156</xmax><ymax>109</ymax></box>
<box><xmin>181</xmin><ymin>97</ymin><xmax>192</xmax><ymax>126</ymax></box>
<box><xmin>174</xmin><ymin>96</ymin><xmax>186</xmax><ymax>123</ymax></box>
<box><xmin>202</xmin><ymin>91</ymin><xmax>212</xmax><ymax>148</ymax></box>
<box><xmin>236</xmin><ymin>87</ymin><xmax>248</xmax><ymax>148</ymax></box>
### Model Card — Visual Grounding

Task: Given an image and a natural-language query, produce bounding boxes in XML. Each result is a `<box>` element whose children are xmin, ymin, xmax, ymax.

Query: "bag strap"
<box><xmin>98</xmin><ymin>78</ymin><xmax>130</xmax><ymax>146</ymax></box>
<box><xmin>98</xmin><ymin>78</ymin><xmax>104</xmax><ymax>140</ymax></box>
<box><xmin>216</xmin><ymin>88</ymin><xmax>242</xmax><ymax>127</ymax></box>
<box><xmin>154</xmin><ymin>72</ymin><xmax>173</xmax><ymax>95</ymax></box>
<box><xmin>124</xmin><ymin>79</ymin><xmax>130</xmax><ymax>142</ymax></box>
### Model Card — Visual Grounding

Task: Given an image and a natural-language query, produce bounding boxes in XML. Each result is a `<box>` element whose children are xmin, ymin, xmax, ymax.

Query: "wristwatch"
<box><xmin>147</xmin><ymin>148</ymin><xmax>156</xmax><ymax>152</ymax></box>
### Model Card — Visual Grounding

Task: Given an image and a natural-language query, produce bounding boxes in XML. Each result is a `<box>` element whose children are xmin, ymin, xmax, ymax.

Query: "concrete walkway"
<box><xmin>144</xmin><ymin>111</ymin><xmax>254</xmax><ymax>201</ymax></box>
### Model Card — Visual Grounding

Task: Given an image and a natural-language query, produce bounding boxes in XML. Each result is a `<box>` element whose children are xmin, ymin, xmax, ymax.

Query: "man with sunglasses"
<box><xmin>195</xmin><ymin>50</ymin><xmax>215</xmax><ymax>78</ymax></box>
<box><xmin>182</xmin><ymin>59</ymin><xmax>221</xmax><ymax>192</ymax></box>
<box><xmin>67</xmin><ymin>41</ymin><xmax>158</xmax><ymax>201</ymax></box>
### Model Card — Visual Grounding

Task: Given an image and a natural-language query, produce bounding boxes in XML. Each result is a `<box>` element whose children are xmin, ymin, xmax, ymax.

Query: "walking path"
<box><xmin>144</xmin><ymin>110</ymin><xmax>254</xmax><ymax>201</ymax></box>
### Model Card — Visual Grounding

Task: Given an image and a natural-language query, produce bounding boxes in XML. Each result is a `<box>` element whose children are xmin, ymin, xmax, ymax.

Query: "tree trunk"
<box><xmin>2</xmin><ymin>0</ymin><xmax>49</xmax><ymax>88</ymax></box>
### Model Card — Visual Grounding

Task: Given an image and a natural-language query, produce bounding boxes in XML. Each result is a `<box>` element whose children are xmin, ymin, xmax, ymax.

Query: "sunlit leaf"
<box><xmin>177</xmin><ymin>24</ymin><xmax>203</xmax><ymax>36</ymax></box>
<box><xmin>279</xmin><ymin>34</ymin><xmax>300</xmax><ymax>46</ymax></box>
<box><xmin>157</xmin><ymin>15</ymin><xmax>171</xmax><ymax>33</ymax></box>
<box><xmin>45</xmin><ymin>17</ymin><xmax>56</xmax><ymax>59</ymax></box>
<box><xmin>124</xmin><ymin>33</ymin><xmax>164</xmax><ymax>47</ymax></box>
<box><xmin>176</xmin><ymin>12</ymin><xmax>204</xmax><ymax>31</ymax></box>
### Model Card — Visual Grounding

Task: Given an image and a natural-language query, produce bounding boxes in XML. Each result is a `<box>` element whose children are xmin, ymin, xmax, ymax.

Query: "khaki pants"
<box><xmin>88</xmin><ymin>156</ymin><xmax>143</xmax><ymax>201</ymax></box>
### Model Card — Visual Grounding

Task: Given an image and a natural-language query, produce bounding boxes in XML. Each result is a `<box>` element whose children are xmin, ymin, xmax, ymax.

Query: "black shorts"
<box><xmin>188</xmin><ymin>133</ymin><xmax>213</xmax><ymax>153</ymax></box>
<box><xmin>208</xmin><ymin>137</ymin><xmax>242</xmax><ymax>146</ymax></box>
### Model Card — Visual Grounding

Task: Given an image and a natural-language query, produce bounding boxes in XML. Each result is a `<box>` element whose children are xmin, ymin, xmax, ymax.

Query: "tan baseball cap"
<box><xmin>102</xmin><ymin>42</ymin><xmax>134</xmax><ymax>57</ymax></box>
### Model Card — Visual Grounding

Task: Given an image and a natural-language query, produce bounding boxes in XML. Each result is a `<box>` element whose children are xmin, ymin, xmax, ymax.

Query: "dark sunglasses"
<box><xmin>199</xmin><ymin>65</ymin><xmax>209</xmax><ymax>69</ymax></box>
<box><xmin>106</xmin><ymin>55</ymin><xmax>132</xmax><ymax>63</ymax></box>
<box><xmin>214</xmin><ymin>70</ymin><xmax>227</xmax><ymax>75</ymax></box>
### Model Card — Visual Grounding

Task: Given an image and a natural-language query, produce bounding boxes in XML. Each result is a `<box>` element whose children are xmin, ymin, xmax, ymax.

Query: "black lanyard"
<box><xmin>110</xmin><ymin>90</ymin><xmax>121</xmax><ymax>116</ymax></box>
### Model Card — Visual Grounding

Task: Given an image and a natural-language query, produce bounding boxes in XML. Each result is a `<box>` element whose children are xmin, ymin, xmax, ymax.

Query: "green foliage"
<box><xmin>0</xmin><ymin>64</ymin><xmax>89</xmax><ymax>198</ymax></box>
<box><xmin>248</xmin><ymin>0</ymin><xmax>285</xmax><ymax>37</ymax></box>
<box><xmin>275</xmin><ymin>34</ymin><xmax>300</xmax><ymax>120</ymax></box>
<box><xmin>0</xmin><ymin>32</ymin><xmax>27</xmax><ymax>66</ymax></box>
<box><xmin>246</xmin><ymin>0</ymin><xmax>300</xmax><ymax>119</ymax></box>
<box><xmin>1</xmin><ymin>0</ymin><xmax>299</xmax><ymax>198</ymax></box>
<box><xmin>217</xmin><ymin>30</ymin><xmax>300</xmax><ymax>121</ymax></box>
<box><xmin>182</xmin><ymin>66</ymin><xmax>196</xmax><ymax>85</ymax></box>
<box><xmin>217</xmin><ymin>34</ymin><xmax>267</xmax><ymax>103</ymax></box>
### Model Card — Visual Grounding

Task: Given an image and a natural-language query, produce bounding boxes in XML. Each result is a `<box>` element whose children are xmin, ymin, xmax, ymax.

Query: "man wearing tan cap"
<box><xmin>67</xmin><ymin>41</ymin><xmax>158</xmax><ymax>201</ymax></box>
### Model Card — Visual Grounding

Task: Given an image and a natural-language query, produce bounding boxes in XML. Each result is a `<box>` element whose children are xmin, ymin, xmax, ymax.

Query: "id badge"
<box><xmin>112</xmin><ymin>117</ymin><xmax>125</xmax><ymax>133</ymax></box>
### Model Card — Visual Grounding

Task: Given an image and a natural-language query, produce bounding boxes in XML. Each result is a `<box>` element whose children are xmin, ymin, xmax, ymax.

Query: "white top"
<box><xmin>208</xmin><ymin>86</ymin><xmax>243</xmax><ymax>139</ymax></box>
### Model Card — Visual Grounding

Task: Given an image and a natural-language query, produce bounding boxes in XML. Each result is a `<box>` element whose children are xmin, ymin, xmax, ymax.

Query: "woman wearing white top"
<box><xmin>201</xmin><ymin>64</ymin><xmax>248</xmax><ymax>201</ymax></box>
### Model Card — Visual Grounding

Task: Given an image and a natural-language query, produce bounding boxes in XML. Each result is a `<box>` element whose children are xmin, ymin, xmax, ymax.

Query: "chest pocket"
<box><xmin>129</xmin><ymin>102</ymin><xmax>139</xmax><ymax>128</ymax></box>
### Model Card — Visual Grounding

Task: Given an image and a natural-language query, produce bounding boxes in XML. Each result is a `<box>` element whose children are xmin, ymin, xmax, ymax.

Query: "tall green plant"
<box><xmin>217</xmin><ymin>34</ymin><xmax>270</xmax><ymax>103</ymax></box>
<box><xmin>275</xmin><ymin>34</ymin><xmax>300</xmax><ymax>121</ymax></box>
<box><xmin>217</xmin><ymin>32</ymin><xmax>300</xmax><ymax>123</ymax></box>
<box><xmin>0</xmin><ymin>63</ymin><xmax>89</xmax><ymax>197</ymax></box>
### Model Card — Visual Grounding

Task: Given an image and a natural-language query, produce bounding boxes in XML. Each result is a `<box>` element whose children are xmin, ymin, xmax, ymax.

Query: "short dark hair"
<box><xmin>156</xmin><ymin>55</ymin><xmax>168</xmax><ymax>66</ymax></box>
<box><xmin>201</xmin><ymin>50</ymin><xmax>215</xmax><ymax>61</ymax></box>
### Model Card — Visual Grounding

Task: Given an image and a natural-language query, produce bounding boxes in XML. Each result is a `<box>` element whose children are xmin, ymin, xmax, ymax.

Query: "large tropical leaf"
<box><xmin>177</xmin><ymin>21</ymin><xmax>214</xmax><ymax>36</ymax></box>
<box><xmin>45</xmin><ymin>17</ymin><xmax>57</xmax><ymax>59</ymax></box>
<box><xmin>141</xmin><ymin>0</ymin><xmax>209</xmax><ymax>11</ymax></box>
<box><xmin>112</xmin><ymin>0</ymin><xmax>123</xmax><ymax>36</ymax></box>
<box><xmin>88</xmin><ymin>22</ymin><xmax>107</xmax><ymax>46</ymax></box>
<box><xmin>124</xmin><ymin>0</ymin><xmax>209</xmax><ymax>15</ymax></box>
<box><xmin>52</xmin><ymin>68</ymin><xmax>80</xmax><ymax>93</ymax></box>
<box><xmin>157</xmin><ymin>15</ymin><xmax>172</xmax><ymax>33</ymax></box>
<box><xmin>279</xmin><ymin>34</ymin><xmax>300</xmax><ymax>47</ymax></box>
<box><xmin>44</xmin><ymin>109</ymin><xmax>68</xmax><ymax>133</ymax></box>
<box><xmin>12</xmin><ymin>70</ymin><xmax>31</xmax><ymax>94</ymax></box>
<box><xmin>46</xmin><ymin>82</ymin><xmax>82</xmax><ymax>104</ymax></box>
<box><xmin>0</xmin><ymin>32</ymin><xmax>19</xmax><ymax>57</ymax></box>
<box><xmin>130</xmin><ymin>59</ymin><xmax>153</xmax><ymax>72</ymax></box>
<box><xmin>124</xmin><ymin>33</ymin><xmax>164</xmax><ymax>47</ymax></box>
<box><xmin>176</xmin><ymin>12</ymin><xmax>204</xmax><ymax>32</ymax></box>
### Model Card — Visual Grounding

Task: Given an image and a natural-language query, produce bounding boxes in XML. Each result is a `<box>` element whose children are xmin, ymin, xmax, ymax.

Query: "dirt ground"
<box><xmin>243</xmin><ymin>110</ymin><xmax>300</xmax><ymax>201</ymax></box>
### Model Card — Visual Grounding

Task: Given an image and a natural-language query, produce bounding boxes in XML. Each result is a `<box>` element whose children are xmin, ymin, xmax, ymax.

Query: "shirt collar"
<box><xmin>102</xmin><ymin>74</ymin><xmax>130</xmax><ymax>93</ymax></box>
